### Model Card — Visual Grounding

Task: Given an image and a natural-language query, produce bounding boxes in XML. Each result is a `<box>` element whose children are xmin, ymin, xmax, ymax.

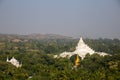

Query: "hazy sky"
<box><xmin>0</xmin><ymin>0</ymin><xmax>120</xmax><ymax>38</ymax></box>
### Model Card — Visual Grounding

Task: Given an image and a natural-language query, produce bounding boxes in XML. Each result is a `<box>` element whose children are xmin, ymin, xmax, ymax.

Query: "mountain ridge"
<box><xmin>0</xmin><ymin>33</ymin><xmax>72</xmax><ymax>40</ymax></box>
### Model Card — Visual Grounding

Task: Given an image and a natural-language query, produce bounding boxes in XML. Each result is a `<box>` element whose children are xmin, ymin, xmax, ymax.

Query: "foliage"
<box><xmin>0</xmin><ymin>37</ymin><xmax>120</xmax><ymax>79</ymax></box>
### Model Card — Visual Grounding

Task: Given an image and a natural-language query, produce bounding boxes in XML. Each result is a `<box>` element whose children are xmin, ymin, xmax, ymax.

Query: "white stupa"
<box><xmin>74</xmin><ymin>37</ymin><xmax>95</xmax><ymax>59</ymax></box>
<box><xmin>7</xmin><ymin>57</ymin><xmax>22</xmax><ymax>68</ymax></box>
<box><xmin>57</xmin><ymin>37</ymin><xmax>108</xmax><ymax>59</ymax></box>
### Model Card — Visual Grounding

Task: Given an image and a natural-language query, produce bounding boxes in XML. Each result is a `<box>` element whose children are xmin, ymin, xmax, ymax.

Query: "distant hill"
<box><xmin>0</xmin><ymin>33</ymin><xmax>72</xmax><ymax>41</ymax></box>
<box><xmin>28</xmin><ymin>33</ymin><xmax>72</xmax><ymax>39</ymax></box>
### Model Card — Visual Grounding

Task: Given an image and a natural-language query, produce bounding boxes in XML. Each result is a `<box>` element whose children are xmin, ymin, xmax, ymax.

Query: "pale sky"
<box><xmin>0</xmin><ymin>0</ymin><xmax>120</xmax><ymax>38</ymax></box>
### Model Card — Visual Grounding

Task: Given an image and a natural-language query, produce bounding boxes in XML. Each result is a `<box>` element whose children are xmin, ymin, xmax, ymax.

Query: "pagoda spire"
<box><xmin>79</xmin><ymin>37</ymin><xmax>84</xmax><ymax>44</ymax></box>
<box><xmin>7</xmin><ymin>57</ymin><xmax>9</xmax><ymax>62</ymax></box>
<box><xmin>75</xmin><ymin>53</ymin><xmax>80</xmax><ymax>68</ymax></box>
<box><xmin>76</xmin><ymin>37</ymin><xmax>85</xmax><ymax>50</ymax></box>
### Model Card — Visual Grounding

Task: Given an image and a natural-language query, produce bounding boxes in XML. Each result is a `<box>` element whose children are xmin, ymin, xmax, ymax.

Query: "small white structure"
<box><xmin>7</xmin><ymin>57</ymin><xmax>22</xmax><ymax>68</ymax></box>
<box><xmin>54</xmin><ymin>55</ymin><xmax>58</xmax><ymax>58</ymax></box>
<box><xmin>56</xmin><ymin>37</ymin><xmax>109</xmax><ymax>59</ymax></box>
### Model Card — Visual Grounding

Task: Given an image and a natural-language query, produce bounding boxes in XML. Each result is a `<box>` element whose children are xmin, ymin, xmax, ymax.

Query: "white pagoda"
<box><xmin>7</xmin><ymin>57</ymin><xmax>22</xmax><ymax>68</ymax></box>
<box><xmin>57</xmin><ymin>37</ymin><xmax>108</xmax><ymax>59</ymax></box>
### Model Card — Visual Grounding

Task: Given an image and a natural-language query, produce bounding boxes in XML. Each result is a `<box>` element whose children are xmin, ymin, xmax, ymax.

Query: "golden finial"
<box><xmin>75</xmin><ymin>53</ymin><xmax>80</xmax><ymax>67</ymax></box>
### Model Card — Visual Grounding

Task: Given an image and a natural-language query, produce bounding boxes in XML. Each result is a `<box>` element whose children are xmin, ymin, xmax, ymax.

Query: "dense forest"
<box><xmin>0</xmin><ymin>34</ymin><xmax>120</xmax><ymax>80</ymax></box>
